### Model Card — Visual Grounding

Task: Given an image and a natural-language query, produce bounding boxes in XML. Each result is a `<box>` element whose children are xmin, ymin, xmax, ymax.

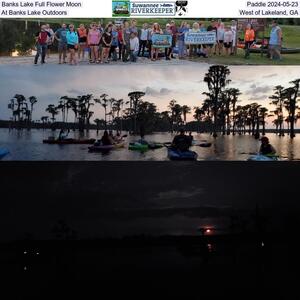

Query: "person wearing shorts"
<box><xmin>101</xmin><ymin>24</ymin><xmax>112</xmax><ymax>63</ymax></box>
<box><xmin>45</xmin><ymin>24</ymin><xmax>54</xmax><ymax>59</ymax></box>
<box><xmin>188</xmin><ymin>22</ymin><xmax>200</xmax><ymax>57</ymax></box>
<box><xmin>55</xmin><ymin>23</ymin><xmax>68</xmax><ymax>64</ymax></box>
<box><xmin>223</xmin><ymin>26</ymin><xmax>233</xmax><ymax>55</ymax></box>
<box><xmin>77</xmin><ymin>24</ymin><xmax>87</xmax><ymax>61</ymax></box>
<box><xmin>66</xmin><ymin>24</ymin><xmax>79</xmax><ymax>65</ymax></box>
<box><xmin>269</xmin><ymin>20</ymin><xmax>282</xmax><ymax>60</ymax></box>
<box><xmin>206</xmin><ymin>20</ymin><xmax>217</xmax><ymax>56</ymax></box>
<box><xmin>217</xmin><ymin>23</ymin><xmax>225</xmax><ymax>55</ymax></box>
<box><xmin>88</xmin><ymin>23</ymin><xmax>101</xmax><ymax>63</ymax></box>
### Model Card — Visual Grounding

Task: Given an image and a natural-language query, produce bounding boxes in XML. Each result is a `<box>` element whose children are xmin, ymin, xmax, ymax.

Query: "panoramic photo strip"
<box><xmin>0</xmin><ymin>64</ymin><xmax>299</xmax><ymax>161</ymax></box>
<box><xmin>0</xmin><ymin>18</ymin><xmax>300</xmax><ymax>66</ymax></box>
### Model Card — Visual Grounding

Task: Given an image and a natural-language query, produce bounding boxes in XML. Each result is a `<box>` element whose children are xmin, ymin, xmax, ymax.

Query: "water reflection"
<box><xmin>1</xmin><ymin>128</ymin><xmax>300</xmax><ymax>161</ymax></box>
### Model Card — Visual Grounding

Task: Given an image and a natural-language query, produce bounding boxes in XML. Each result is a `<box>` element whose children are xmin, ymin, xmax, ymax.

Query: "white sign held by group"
<box><xmin>184</xmin><ymin>32</ymin><xmax>216</xmax><ymax>45</ymax></box>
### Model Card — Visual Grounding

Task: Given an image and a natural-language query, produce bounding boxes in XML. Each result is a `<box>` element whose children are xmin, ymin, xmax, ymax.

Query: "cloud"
<box><xmin>262</xmin><ymin>73</ymin><xmax>278</xmax><ymax>78</ymax></box>
<box><xmin>144</xmin><ymin>87</ymin><xmax>172</xmax><ymax>96</ymax></box>
<box><xmin>248</xmin><ymin>94</ymin><xmax>269</xmax><ymax>101</ymax></box>
<box><xmin>246</xmin><ymin>85</ymin><xmax>272</xmax><ymax>95</ymax></box>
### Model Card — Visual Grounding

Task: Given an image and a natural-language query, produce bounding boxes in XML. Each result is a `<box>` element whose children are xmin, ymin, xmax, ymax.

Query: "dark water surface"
<box><xmin>1</xmin><ymin>128</ymin><xmax>300</xmax><ymax>160</ymax></box>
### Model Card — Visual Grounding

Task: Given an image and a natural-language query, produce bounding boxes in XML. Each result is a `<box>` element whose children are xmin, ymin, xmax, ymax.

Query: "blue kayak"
<box><xmin>0</xmin><ymin>148</ymin><xmax>9</xmax><ymax>160</ymax></box>
<box><xmin>247</xmin><ymin>154</ymin><xmax>278</xmax><ymax>161</ymax></box>
<box><xmin>168</xmin><ymin>148</ymin><xmax>198</xmax><ymax>161</ymax></box>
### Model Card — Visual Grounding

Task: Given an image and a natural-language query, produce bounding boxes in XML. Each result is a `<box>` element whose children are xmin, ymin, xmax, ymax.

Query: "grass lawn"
<box><xmin>191</xmin><ymin>48</ymin><xmax>300</xmax><ymax>65</ymax></box>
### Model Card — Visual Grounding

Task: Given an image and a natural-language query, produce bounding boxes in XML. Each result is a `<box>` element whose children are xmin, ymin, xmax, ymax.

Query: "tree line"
<box><xmin>6</xmin><ymin>65</ymin><xmax>300</xmax><ymax>138</ymax></box>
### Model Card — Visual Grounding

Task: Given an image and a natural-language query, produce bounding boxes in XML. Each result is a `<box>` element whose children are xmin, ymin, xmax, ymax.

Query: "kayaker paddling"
<box><xmin>171</xmin><ymin>129</ymin><xmax>192</xmax><ymax>152</ymax></box>
<box><xmin>58</xmin><ymin>128</ymin><xmax>70</xmax><ymax>140</ymax></box>
<box><xmin>101</xmin><ymin>130</ymin><xmax>115</xmax><ymax>146</ymax></box>
<box><xmin>259</xmin><ymin>136</ymin><xmax>276</xmax><ymax>156</ymax></box>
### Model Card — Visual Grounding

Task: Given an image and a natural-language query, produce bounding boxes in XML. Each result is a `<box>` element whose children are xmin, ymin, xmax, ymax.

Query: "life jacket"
<box><xmin>245</xmin><ymin>29</ymin><xmax>255</xmax><ymax>42</ymax></box>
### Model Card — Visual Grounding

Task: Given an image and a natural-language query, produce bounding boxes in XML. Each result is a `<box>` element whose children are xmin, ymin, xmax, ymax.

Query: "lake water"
<box><xmin>1</xmin><ymin>128</ymin><xmax>300</xmax><ymax>161</ymax></box>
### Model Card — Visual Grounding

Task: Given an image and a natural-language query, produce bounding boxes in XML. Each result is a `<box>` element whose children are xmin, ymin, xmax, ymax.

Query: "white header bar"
<box><xmin>0</xmin><ymin>0</ymin><xmax>299</xmax><ymax>18</ymax></box>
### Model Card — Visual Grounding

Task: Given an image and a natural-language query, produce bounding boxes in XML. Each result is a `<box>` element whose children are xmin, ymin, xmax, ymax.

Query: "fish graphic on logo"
<box><xmin>175</xmin><ymin>1</ymin><xmax>188</xmax><ymax>16</ymax></box>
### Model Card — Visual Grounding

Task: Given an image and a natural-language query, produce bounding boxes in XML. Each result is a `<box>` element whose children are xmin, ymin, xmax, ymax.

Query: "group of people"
<box><xmin>34</xmin><ymin>19</ymin><xmax>283</xmax><ymax>65</ymax></box>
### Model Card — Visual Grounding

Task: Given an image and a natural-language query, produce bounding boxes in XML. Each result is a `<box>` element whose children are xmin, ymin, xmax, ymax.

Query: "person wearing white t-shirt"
<box><xmin>223</xmin><ymin>27</ymin><xmax>233</xmax><ymax>56</ymax></box>
<box><xmin>130</xmin><ymin>32</ymin><xmax>139</xmax><ymax>62</ymax></box>
<box><xmin>45</xmin><ymin>24</ymin><xmax>54</xmax><ymax>59</ymax></box>
<box><xmin>230</xmin><ymin>20</ymin><xmax>237</xmax><ymax>55</ymax></box>
<box><xmin>138</xmin><ymin>23</ymin><xmax>149</xmax><ymax>57</ymax></box>
<box><xmin>217</xmin><ymin>23</ymin><xmax>225</xmax><ymax>55</ymax></box>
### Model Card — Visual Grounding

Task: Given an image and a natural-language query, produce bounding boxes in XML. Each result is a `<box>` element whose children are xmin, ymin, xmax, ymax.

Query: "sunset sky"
<box><xmin>0</xmin><ymin>63</ymin><xmax>299</xmax><ymax>126</ymax></box>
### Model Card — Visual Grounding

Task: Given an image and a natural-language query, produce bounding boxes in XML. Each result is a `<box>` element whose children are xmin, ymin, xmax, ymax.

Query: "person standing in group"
<box><xmin>170</xmin><ymin>20</ymin><xmax>177</xmax><ymax>58</ymax></box>
<box><xmin>130</xmin><ymin>32</ymin><xmax>139</xmax><ymax>62</ymax></box>
<box><xmin>244</xmin><ymin>23</ymin><xmax>255</xmax><ymax>59</ymax></box>
<box><xmin>101</xmin><ymin>24</ymin><xmax>113</xmax><ymax>63</ymax></box>
<box><xmin>87</xmin><ymin>23</ymin><xmax>101</xmax><ymax>63</ymax></box>
<box><xmin>216</xmin><ymin>22</ymin><xmax>225</xmax><ymax>55</ymax></box>
<box><xmin>147</xmin><ymin>24</ymin><xmax>153</xmax><ymax>59</ymax></box>
<box><xmin>189</xmin><ymin>22</ymin><xmax>200</xmax><ymax>57</ymax></box>
<box><xmin>150</xmin><ymin>23</ymin><xmax>163</xmax><ymax>61</ymax></box>
<box><xmin>230</xmin><ymin>20</ymin><xmax>237</xmax><ymax>55</ymax></box>
<box><xmin>198</xmin><ymin>22</ymin><xmax>208</xmax><ymax>57</ymax></box>
<box><xmin>223</xmin><ymin>26</ymin><xmax>233</xmax><ymax>56</ymax></box>
<box><xmin>34</xmin><ymin>25</ymin><xmax>51</xmax><ymax>65</ymax></box>
<box><xmin>269</xmin><ymin>19</ymin><xmax>282</xmax><ymax>60</ymax></box>
<box><xmin>122</xmin><ymin>21</ymin><xmax>131</xmax><ymax>62</ymax></box>
<box><xmin>177</xmin><ymin>21</ymin><xmax>188</xmax><ymax>59</ymax></box>
<box><xmin>97</xmin><ymin>23</ymin><xmax>104</xmax><ymax>62</ymax></box>
<box><xmin>54</xmin><ymin>23</ymin><xmax>68</xmax><ymax>64</ymax></box>
<box><xmin>109</xmin><ymin>24</ymin><xmax>119</xmax><ymax>61</ymax></box>
<box><xmin>138</xmin><ymin>23</ymin><xmax>149</xmax><ymax>57</ymax></box>
<box><xmin>206</xmin><ymin>20</ymin><xmax>217</xmax><ymax>56</ymax></box>
<box><xmin>164</xmin><ymin>23</ymin><xmax>173</xmax><ymax>60</ymax></box>
<box><xmin>129</xmin><ymin>19</ymin><xmax>138</xmax><ymax>35</ymax></box>
<box><xmin>45</xmin><ymin>24</ymin><xmax>54</xmax><ymax>59</ymax></box>
<box><xmin>66</xmin><ymin>24</ymin><xmax>79</xmax><ymax>65</ymax></box>
<box><xmin>117</xmin><ymin>24</ymin><xmax>124</xmax><ymax>60</ymax></box>
<box><xmin>77</xmin><ymin>24</ymin><xmax>87</xmax><ymax>61</ymax></box>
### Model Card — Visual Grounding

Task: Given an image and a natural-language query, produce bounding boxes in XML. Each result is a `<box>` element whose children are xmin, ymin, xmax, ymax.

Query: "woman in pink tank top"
<box><xmin>88</xmin><ymin>23</ymin><xmax>101</xmax><ymax>63</ymax></box>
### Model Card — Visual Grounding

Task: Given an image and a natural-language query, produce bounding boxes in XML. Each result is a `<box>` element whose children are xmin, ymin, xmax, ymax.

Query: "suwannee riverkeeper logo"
<box><xmin>112</xmin><ymin>0</ymin><xmax>188</xmax><ymax>17</ymax></box>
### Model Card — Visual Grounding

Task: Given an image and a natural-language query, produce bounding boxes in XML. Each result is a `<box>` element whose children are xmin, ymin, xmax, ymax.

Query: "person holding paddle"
<box><xmin>171</xmin><ymin>129</ymin><xmax>192</xmax><ymax>152</ymax></box>
<box><xmin>259</xmin><ymin>136</ymin><xmax>276</xmax><ymax>156</ymax></box>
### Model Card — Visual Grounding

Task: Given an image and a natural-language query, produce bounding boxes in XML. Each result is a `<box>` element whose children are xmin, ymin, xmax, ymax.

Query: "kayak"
<box><xmin>89</xmin><ymin>144</ymin><xmax>114</xmax><ymax>151</ymax></box>
<box><xmin>198</xmin><ymin>142</ymin><xmax>212</xmax><ymax>147</ymax></box>
<box><xmin>128</xmin><ymin>142</ymin><xmax>149</xmax><ymax>151</ymax></box>
<box><xmin>43</xmin><ymin>138</ymin><xmax>96</xmax><ymax>144</ymax></box>
<box><xmin>88</xmin><ymin>142</ymin><xmax>125</xmax><ymax>152</ymax></box>
<box><xmin>0</xmin><ymin>148</ymin><xmax>9</xmax><ymax>160</ymax></box>
<box><xmin>247</xmin><ymin>154</ymin><xmax>279</xmax><ymax>161</ymax></box>
<box><xmin>148</xmin><ymin>143</ymin><xmax>164</xmax><ymax>150</ymax></box>
<box><xmin>168</xmin><ymin>148</ymin><xmax>198</xmax><ymax>161</ymax></box>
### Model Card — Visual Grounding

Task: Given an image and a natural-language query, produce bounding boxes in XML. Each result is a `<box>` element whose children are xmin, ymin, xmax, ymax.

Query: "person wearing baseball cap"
<box><xmin>259</xmin><ymin>136</ymin><xmax>276</xmax><ymax>156</ymax></box>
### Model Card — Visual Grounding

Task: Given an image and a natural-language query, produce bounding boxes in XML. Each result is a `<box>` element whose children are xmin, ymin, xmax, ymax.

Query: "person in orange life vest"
<box><xmin>244</xmin><ymin>24</ymin><xmax>255</xmax><ymax>59</ymax></box>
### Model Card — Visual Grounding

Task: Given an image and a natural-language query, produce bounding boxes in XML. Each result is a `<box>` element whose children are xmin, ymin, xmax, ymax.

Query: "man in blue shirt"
<box><xmin>269</xmin><ymin>20</ymin><xmax>282</xmax><ymax>60</ymax></box>
<box><xmin>55</xmin><ymin>23</ymin><xmax>68</xmax><ymax>64</ymax></box>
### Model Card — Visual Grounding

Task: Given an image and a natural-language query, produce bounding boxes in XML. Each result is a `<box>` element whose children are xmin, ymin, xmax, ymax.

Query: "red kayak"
<box><xmin>43</xmin><ymin>138</ymin><xmax>96</xmax><ymax>144</ymax></box>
